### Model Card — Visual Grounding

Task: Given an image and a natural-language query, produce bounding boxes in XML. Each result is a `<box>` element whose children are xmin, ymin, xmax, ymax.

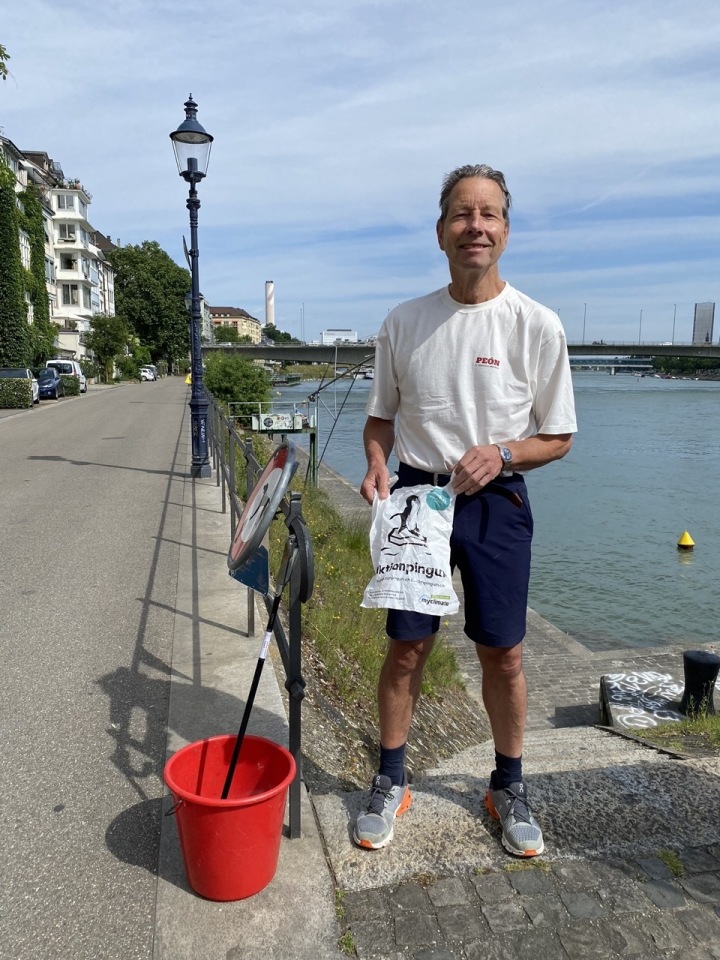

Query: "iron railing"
<box><xmin>205</xmin><ymin>390</ymin><xmax>311</xmax><ymax>839</ymax></box>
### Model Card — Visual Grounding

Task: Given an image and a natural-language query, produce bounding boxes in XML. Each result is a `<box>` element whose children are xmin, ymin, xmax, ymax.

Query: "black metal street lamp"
<box><xmin>170</xmin><ymin>94</ymin><xmax>213</xmax><ymax>478</ymax></box>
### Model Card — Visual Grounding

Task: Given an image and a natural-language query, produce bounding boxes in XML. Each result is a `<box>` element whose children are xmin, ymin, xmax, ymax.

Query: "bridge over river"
<box><xmin>203</xmin><ymin>341</ymin><xmax>720</xmax><ymax>365</ymax></box>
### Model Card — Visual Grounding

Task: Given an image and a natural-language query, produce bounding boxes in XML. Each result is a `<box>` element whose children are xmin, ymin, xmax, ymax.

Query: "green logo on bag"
<box><xmin>426</xmin><ymin>488</ymin><xmax>452</xmax><ymax>510</ymax></box>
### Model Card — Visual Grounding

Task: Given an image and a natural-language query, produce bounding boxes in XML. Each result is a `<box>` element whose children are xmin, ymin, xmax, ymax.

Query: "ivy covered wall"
<box><xmin>20</xmin><ymin>187</ymin><xmax>56</xmax><ymax>363</ymax></box>
<box><xmin>0</xmin><ymin>162</ymin><xmax>31</xmax><ymax>365</ymax></box>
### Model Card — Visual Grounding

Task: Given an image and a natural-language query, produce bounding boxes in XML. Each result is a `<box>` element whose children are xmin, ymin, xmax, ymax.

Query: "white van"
<box><xmin>46</xmin><ymin>359</ymin><xmax>87</xmax><ymax>393</ymax></box>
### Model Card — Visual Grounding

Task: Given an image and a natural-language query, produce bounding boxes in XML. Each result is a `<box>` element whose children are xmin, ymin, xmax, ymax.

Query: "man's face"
<box><xmin>436</xmin><ymin>177</ymin><xmax>509</xmax><ymax>276</ymax></box>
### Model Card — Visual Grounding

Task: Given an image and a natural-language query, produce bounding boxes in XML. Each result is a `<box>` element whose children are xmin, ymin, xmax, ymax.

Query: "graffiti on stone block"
<box><xmin>603</xmin><ymin>671</ymin><xmax>683</xmax><ymax>729</ymax></box>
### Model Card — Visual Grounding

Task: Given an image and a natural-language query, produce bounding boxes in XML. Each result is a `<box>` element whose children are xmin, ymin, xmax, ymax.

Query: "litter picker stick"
<box><xmin>221</xmin><ymin>539</ymin><xmax>297</xmax><ymax>799</ymax></box>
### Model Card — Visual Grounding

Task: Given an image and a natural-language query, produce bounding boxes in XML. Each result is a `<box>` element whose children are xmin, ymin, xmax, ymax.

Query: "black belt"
<box><xmin>398</xmin><ymin>464</ymin><xmax>523</xmax><ymax>508</ymax></box>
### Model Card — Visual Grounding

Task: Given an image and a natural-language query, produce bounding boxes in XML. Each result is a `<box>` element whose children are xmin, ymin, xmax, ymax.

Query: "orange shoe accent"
<box><xmin>397</xmin><ymin>788</ymin><xmax>412</xmax><ymax>817</ymax></box>
<box><xmin>484</xmin><ymin>790</ymin><xmax>500</xmax><ymax>820</ymax></box>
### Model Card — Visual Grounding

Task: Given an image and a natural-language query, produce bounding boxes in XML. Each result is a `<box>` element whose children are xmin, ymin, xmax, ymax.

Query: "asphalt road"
<box><xmin>1</xmin><ymin>379</ymin><xmax>189</xmax><ymax>960</ymax></box>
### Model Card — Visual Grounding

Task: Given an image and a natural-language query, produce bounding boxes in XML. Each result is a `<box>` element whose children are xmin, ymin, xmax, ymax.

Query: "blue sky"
<box><xmin>3</xmin><ymin>0</ymin><xmax>720</xmax><ymax>343</ymax></box>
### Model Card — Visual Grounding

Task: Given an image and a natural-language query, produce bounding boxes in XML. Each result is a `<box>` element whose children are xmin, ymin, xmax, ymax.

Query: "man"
<box><xmin>353</xmin><ymin>164</ymin><xmax>577</xmax><ymax>857</ymax></box>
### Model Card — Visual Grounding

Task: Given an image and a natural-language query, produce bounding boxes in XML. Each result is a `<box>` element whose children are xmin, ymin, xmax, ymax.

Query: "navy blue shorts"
<box><xmin>385</xmin><ymin>463</ymin><xmax>533</xmax><ymax>648</ymax></box>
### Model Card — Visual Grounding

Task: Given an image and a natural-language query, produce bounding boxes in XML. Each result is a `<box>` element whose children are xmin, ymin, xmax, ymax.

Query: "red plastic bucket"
<box><xmin>163</xmin><ymin>734</ymin><xmax>296</xmax><ymax>901</ymax></box>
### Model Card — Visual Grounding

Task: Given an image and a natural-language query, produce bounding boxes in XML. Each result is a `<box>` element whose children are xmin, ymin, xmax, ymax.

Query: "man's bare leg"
<box><xmin>475</xmin><ymin>642</ymin><xmax>526</xmax><ymax>756</ymax></box>
<box><xmin>378</xmin><ymin>634</ymin><xmax>436</xmax><ymax>748</ymax></box>
<box><xmin>353</xmin><ymin>634</ymin><xmax>435</xmax><ymax>850</ymax></box>
<box><xmin>476</xmin><ymin>641</ymin><xmax>544</xmax><ymax>857</ymax></box>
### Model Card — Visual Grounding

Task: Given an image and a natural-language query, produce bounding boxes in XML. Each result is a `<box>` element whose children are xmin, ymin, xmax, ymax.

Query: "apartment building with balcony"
<box><xmin>208</xmin><ymin>306</ymin><xmax>262</xmax><ymax>343</ymax></box>
<box><xmin>89</xmin><ymin>230</ymin><xmax>117</xmax><ymax>317</ymax></box>
<box><xmin>51</xmin><ymin>180</ymin><xmax>95</xmax><ymax>351</ymax></box>
<box><xmin>9</xmin><ymin>148</ymin><xmax>118</xmax><ymax>360</ymax></box>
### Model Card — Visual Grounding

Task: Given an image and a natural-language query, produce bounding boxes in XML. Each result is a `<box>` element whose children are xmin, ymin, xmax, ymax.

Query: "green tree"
<box><xmin>213</xmin><ymin>325</ymin><xmax>241</xmax><ymax>343</ymax></box>
<box><xmin>263</xmin><ymin>325</ymin><xmax>300</xmax><ymax>344</ymax></box>
<box><xmin>0</xmin><ymin>43</ymin><xmax>10</xmax><ymax>81</ymax></box>
<box><xmin>83</xmin><ymin>313</ymin><xmax>129</xmax><ymax>382</ymax></box>
<box><xmin>0</xmin><ymin>163</ymin><xmax>31</xmax><ymax>365</ymax></box>
<box><xmin>203</xmin><ymin>353</ymin><xmax>271</xmax><ymax>407</ymax></box>
<box><xmin>107</xmin><ymin>241</ymin><xmax>190</xmax><ymax>369</ymax></box>
<box><xmin>652</xmin><ymin>356</ymin><xmax>720</xmax><ymax>376</ymax></box>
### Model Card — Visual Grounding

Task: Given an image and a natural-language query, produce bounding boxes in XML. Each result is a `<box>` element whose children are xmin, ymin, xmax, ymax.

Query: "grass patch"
<box><xmin>631</xmin><ymin>712</ymin><xmax>720</xmax><ymax>755</ymax></box>
<box><xmin>502</xmin><ymin>859</ymin><xmax>551</xmax><ymax>873</ymax></box>
<box><xmin>283</xmin><ymin>363</ymin><xmax>364</xmax><ymax>382</ymax></box>
<box><xmin>657</xmin><ymin>848</ymin><xmax>684</xmax><ymax>877</ymax></box>
<box><xmin>334</xmin><ymin>887</ymin><xmax>346</xmax><ymax>920</ymax></box>
<box><xmin>269</xmin><ymin>481</ymin><xmax>465</xmax><ymax>708</ymax></box>
<box><xmin>338</xmin><ymin>931</ymin><xmax>356</xmax><ymax>955</ymax></box>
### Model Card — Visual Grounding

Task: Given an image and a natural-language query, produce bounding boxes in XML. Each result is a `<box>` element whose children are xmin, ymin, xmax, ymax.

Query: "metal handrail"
<box><xmin>204</xmin><ymin>389</ymin><xmax>310</xmax><ymax>839</ymax></box>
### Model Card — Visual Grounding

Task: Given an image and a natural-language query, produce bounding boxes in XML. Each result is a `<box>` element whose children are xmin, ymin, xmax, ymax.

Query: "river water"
<box><xmin>275</xmin><ymin>373</ymin><xmax>719</xmax><ymax>652</ymax></box>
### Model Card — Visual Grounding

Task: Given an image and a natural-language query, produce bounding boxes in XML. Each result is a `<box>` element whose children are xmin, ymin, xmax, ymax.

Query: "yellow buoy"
<box><xmin>677</xmin><ymin>530</ymin><xmax>695</xmax><ymax>550</ymax></box>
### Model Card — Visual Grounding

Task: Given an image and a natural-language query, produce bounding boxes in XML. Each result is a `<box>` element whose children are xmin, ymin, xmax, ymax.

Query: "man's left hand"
<box><xmin>451</xmin><ymin>444</ymin><xmax>503</xmax><ymax>495</ymax></box>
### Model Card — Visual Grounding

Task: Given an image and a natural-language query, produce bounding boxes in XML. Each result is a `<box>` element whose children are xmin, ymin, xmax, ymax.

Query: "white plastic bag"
<box><xmin>361</xmin><ymin>482</ymin><xmax>459</xmax><ymax>614</ymax></box>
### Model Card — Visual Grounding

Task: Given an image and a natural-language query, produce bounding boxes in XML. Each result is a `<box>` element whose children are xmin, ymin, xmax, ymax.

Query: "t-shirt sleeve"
<box><xmin>365</xmin><ymin>324</ymin><xmax>400</xmax><ymax>421</ymax></box>
<box><xmin>533</xmin><ymin>329</ymin><xmax>578</xmax><ymax>435</ymax></box>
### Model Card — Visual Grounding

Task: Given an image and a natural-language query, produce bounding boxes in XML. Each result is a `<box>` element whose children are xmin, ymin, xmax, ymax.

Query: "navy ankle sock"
<box><xmin>492</xmin><ymin>751</ymin><xmax>523</xmax><ymax>790</ymax></box>
<box><xmin>379</xmin><ymin>743</ymin><xmax>406</xmax><ymax>786</ymax></box>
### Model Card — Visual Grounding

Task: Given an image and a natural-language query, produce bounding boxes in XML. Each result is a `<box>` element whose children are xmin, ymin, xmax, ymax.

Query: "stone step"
<box><xmin>435</xmin><ymin>725</ymin><xmax>665</xmax><ymax>778</ymax></box>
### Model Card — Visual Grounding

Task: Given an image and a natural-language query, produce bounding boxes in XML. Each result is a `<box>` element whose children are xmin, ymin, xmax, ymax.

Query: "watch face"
<box><xmin>499</xmin><ymin>445</ymin><xmax>512</xmax><ymax>463</ymax></box>
<box><xmin>227</xmin><ymin>441</ymin><xmax>298</xmax><ymax>571</ymax></box>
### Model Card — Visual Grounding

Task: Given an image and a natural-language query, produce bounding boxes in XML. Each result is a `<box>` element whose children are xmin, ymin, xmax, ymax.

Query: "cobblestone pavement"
<box><xmin>306</xmin><ymin>453</ymin><xmax>720</xmax><ymax>959</ymax></box>
<box><xmin>341</xmin><ymin>847</ymin><xmax>720</xmax><ymax>959</ymax></box>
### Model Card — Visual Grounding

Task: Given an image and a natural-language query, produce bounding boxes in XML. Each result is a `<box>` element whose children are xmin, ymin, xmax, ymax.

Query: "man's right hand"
<box><xmin>361</xmin><ymin>416</ymin><xmax>395</xmax><ymax>504</ymax></box>
<box><xmin>360</xmin><ymin>464</ymin><xmax>391</xmax><ymax>504</ymax></box>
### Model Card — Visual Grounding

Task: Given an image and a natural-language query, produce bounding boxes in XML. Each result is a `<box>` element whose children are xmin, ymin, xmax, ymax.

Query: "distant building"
<box><xmin>0</xmin><ymin>140</ymin><xmax>116</xmax><ymax>361</ymax></box>
<box><xmin>186</xmin><ymin>294</ymin><xmax>213</xmax><ymax>342</ymax></box>
<box><xmin>89</xmin><ymin>230</ymin><xmax>117</xmax><ymax>318</ymax></box>
<box><xmin>208</xmin><ymin>306</ymin><xmax>262</xmax><ymax>343</ymax></box>
<box><xmin>320</xmin><ymin>328</ymin><xmax>358</xmax><ymax>345</ymax></box>
<box><xmin>692</xmin><ymin>302</ymin><xmax>715</xmax><ymax>344</ymax></box>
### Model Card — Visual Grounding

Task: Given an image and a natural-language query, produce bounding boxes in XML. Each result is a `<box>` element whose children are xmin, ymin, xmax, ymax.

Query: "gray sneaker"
<box><xmin>484</xmin><ymin>779</ymin><xmax>544</xmax><ymax>857</ymax></box>
<box><xmin>353</xmin><ymin>774</ymin><xmax>412</xmax><ymax>850</ymax></box>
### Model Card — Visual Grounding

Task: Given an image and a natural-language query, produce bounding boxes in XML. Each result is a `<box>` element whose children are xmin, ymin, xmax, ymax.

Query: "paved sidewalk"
<box><xmin>154</xmin><ymin>457</ymin><xmax>342</xmax><ymax>959</ymax></box>
<box><xmin>160</xmin><ymin>449</ymin><xmax>720</xmax><ymax>959</ymax></box>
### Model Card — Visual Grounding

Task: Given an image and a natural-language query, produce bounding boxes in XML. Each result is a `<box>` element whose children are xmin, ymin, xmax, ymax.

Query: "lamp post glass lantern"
<box><xmin>170</xmin><ymin>95</ymin><xmax>213</xmax><ymax>477</ymax></box>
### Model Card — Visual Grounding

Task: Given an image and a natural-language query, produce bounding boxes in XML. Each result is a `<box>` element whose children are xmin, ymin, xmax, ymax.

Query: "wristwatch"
<box><xmin>495</xmin><ymin>444</ymin><xmax>513</xmax><ymax>472</ymax></box>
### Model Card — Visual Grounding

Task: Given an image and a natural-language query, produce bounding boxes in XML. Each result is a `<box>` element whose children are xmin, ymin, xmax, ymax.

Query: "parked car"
<box><xmin>45</xmin><ymin>359</ymin><xmax>87</xmax><ymax>393</ymax></box>
<box><xmin>140</xmin><ymin>366</ymin><xmax>156</xmax><ymax>381</ymax></box>
<box><xmin>37</xmin><ymin>367</ymin><xmax>65</xmax><ymax>400</ymax></box>
<box><xmin>0</xmin><ymin>367</ymin><xmax>39</xmax><ymax>406</ymax></box>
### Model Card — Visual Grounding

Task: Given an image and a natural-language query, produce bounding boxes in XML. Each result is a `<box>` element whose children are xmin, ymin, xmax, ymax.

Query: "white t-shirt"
<box><xmin>365</xmin><ymin>283</ymin><xmax>578</xmax><ymax>474</ymax></box>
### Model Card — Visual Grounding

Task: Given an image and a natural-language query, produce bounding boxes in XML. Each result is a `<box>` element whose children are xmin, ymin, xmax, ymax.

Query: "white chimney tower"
<box><xmin>265</xmin><ymin>281</ymin><xmax>275</xmax><ymax>328</ymax></box>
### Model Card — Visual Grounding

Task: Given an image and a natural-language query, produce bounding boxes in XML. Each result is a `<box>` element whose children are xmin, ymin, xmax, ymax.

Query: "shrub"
<box><xmin>79</xmin><ymin>358</ymin><xmax>101</xmax><ymax>382</ymax></box>
<box><xmin>114</xmin><ymin>355</ymin><xmax>139</xmax><ymax>380</ymax></box>
<box><xmin>203</xmin><ymin>354</ymin><xmax>271</xmax><ymax>408</ymax></box>
<box><xmin>61</xmin><ymin>374</ymin><xmax>80</xmax><ymax>396</ymax></box>
<box><xmin>0</xmin><ymin>378</ymin><xmax>32</xmax><ymax>408</ymax></box>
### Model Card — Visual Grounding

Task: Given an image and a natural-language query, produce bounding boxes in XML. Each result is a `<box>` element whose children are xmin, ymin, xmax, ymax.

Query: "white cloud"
<box><xmin>2</xmin><ymin>0</ymin><xmax>720</xmax><ymax>340</ymax></box>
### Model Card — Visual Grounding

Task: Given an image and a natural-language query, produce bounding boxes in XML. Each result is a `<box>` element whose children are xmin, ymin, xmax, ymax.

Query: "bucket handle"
<box><xmin>165</xmin><ymin>799</ymin><xmax>183</xmax><ymax>817</ymax></box>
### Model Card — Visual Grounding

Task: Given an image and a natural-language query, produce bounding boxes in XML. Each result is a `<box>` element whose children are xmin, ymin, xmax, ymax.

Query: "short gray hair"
<box><xmin>438</xmin><ymin>164</ymin><xmax>512</xmax><ymax>223</ymax></box>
